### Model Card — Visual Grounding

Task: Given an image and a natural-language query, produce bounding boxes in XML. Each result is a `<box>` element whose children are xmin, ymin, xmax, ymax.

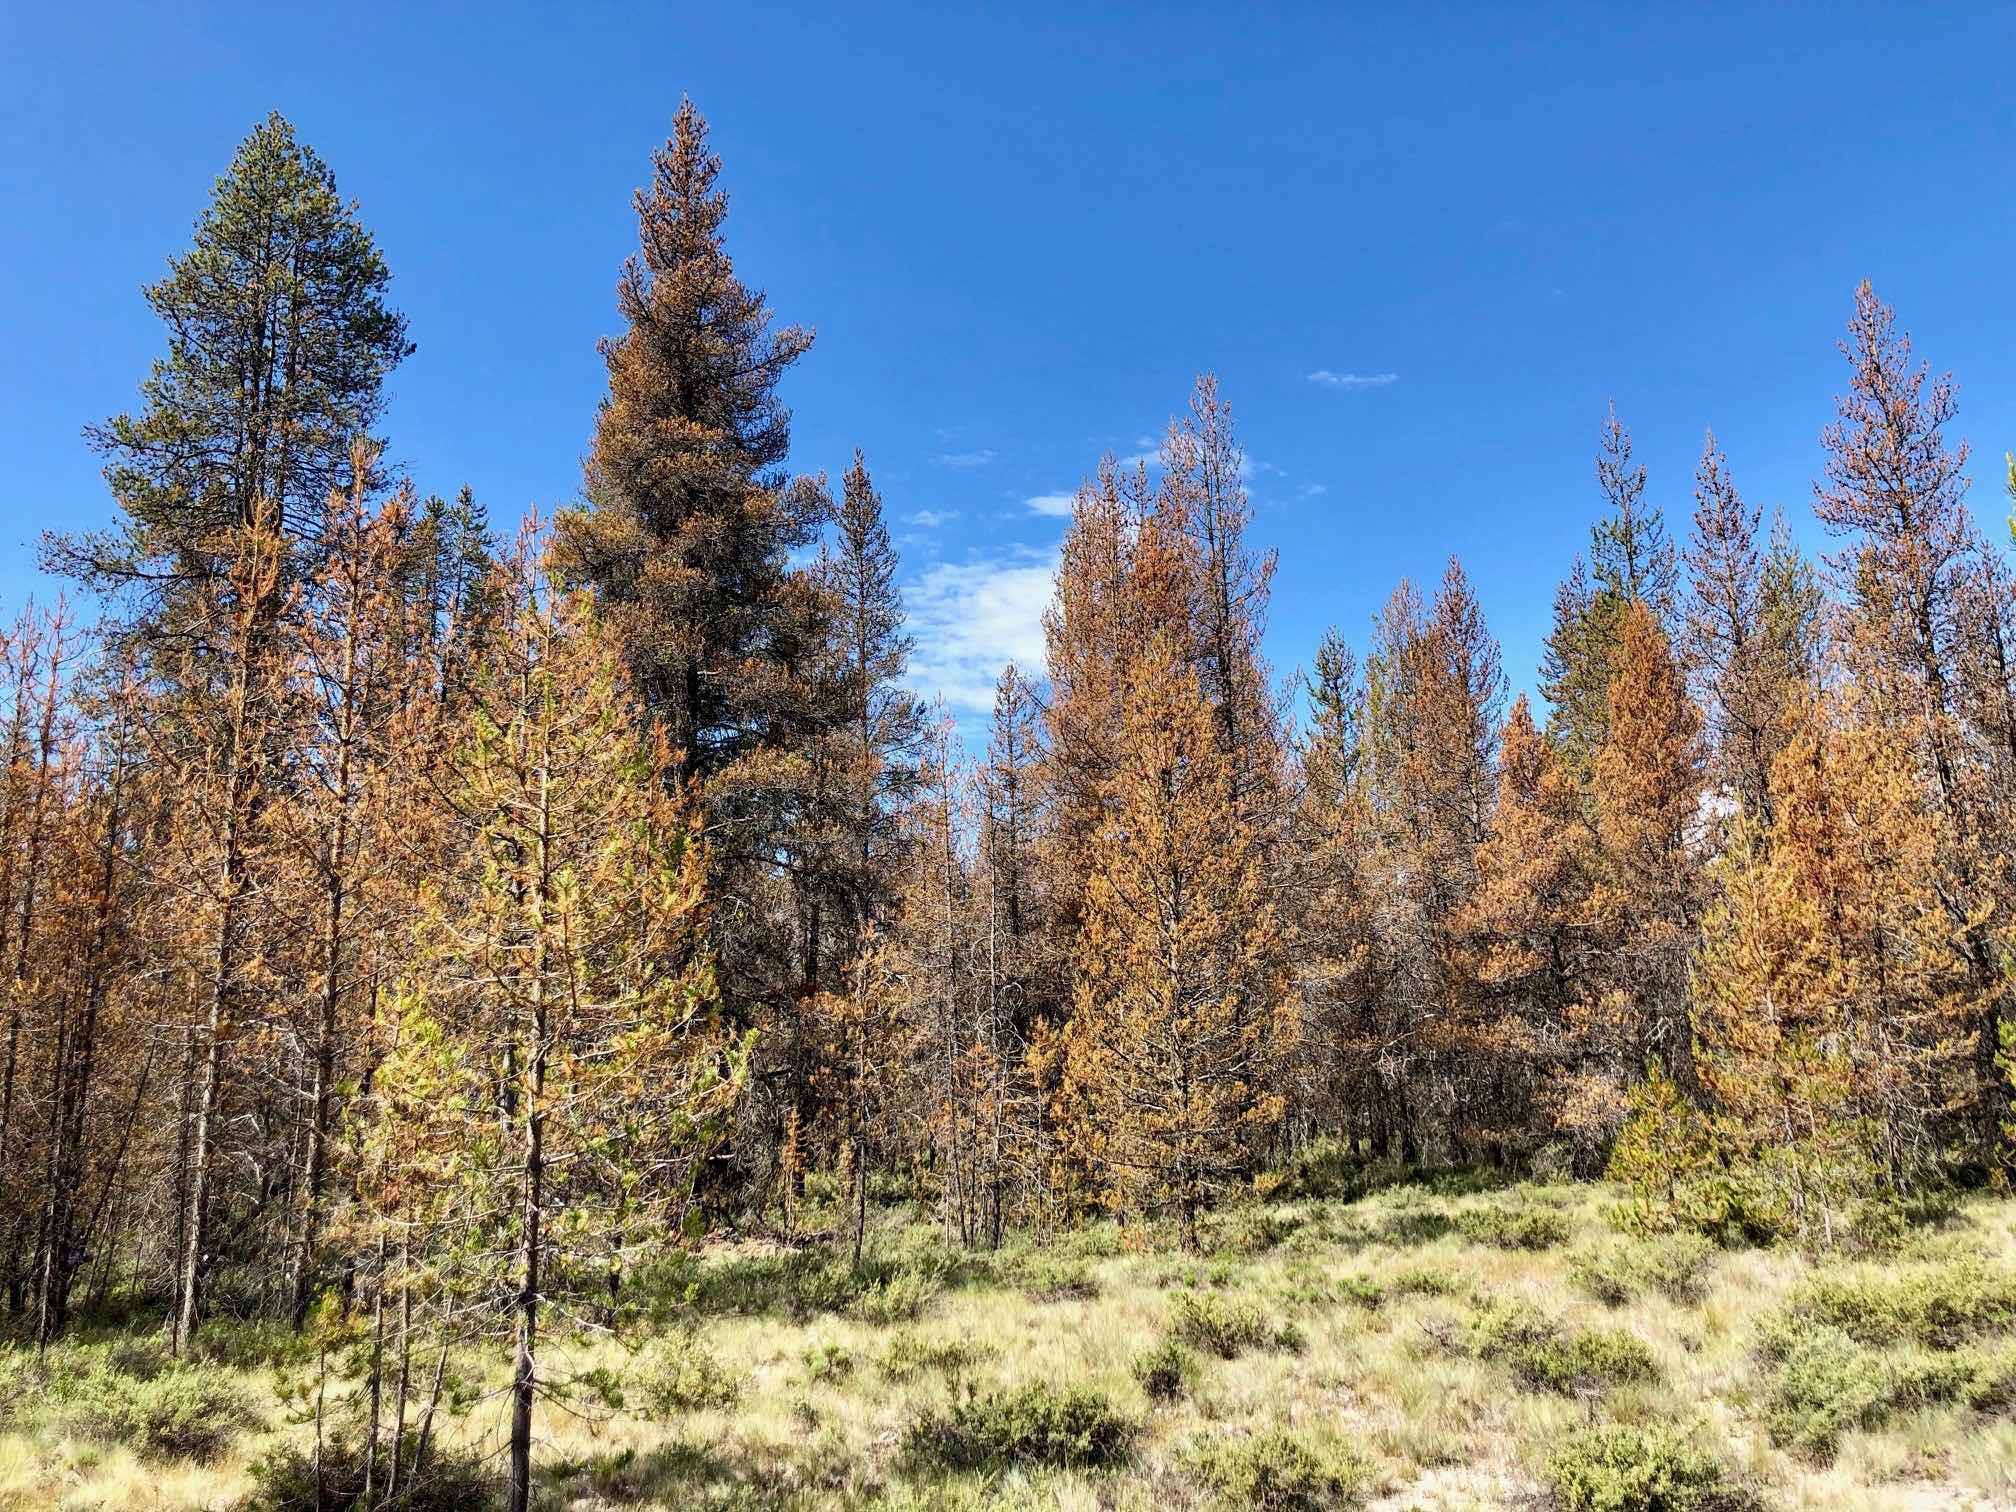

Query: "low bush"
<box><xmin>1756</xmin><ymin>1315</ymin><xmax>2016</xmax><ymax>1459</ymax></box>
<box><xmin>1791</xmin><ymin>1258</ymin><xmax>2016</xmax><ymax>1351</ymax></box>
<box><xmin>1756</xmin><ymin>1323</ymin><xmax>1891</xmax><ymax>1460</ymax></box>
<box><xmin>1376</xmin><ymin>1209</ymin><xmax>1456</xmax><ymax>1247</ymax></box>
<box><xmin>901</xmin><ymin>1382</ymin><xmax>1135</xmax><ymax>1469</ymax></box>
<box><xmin>51</xmin><ymin>1359</ymin><xmax>262</xmax><ymax>1460</ymax></box>
<box><xmin>1183</xmin><ymin>1427</ymin><xmax>1373</xmax><ymax>1509</ymax></box>
<box><xmin>1264</xmin><ymin>1139</ymin><xmax>1510</xmax><ymax>1204</ymax></box>
<box><xmin>1131</xmin><ymin>1339</ymin><xmax>1196</xmax><ymax>1401</ymax></box>
<box><xmin>1170</xmin><ymin>1291</ymin><xmax>1302</xmax><ymax>1358</ymax></box>
<box><xmin>243</xmin><ymin>1429</ymin><xmax>497</xmax><ymax>1511</ymax></box>
<box><xmin>847</xmin><ymin>1262</ymin><xmax>945</xmax><ymax>1325</ymax></box>
<box><xmin>1209</xmin><ymin>1206</ymin><xmax>1309</xmax><ymax>1256</ymax></box>
<box><xmin>1455</xmin><ymin>1202</ymin><xmax>1571</xmax><ymax>1251</ymax></box>
<box><xmin>1020</xmin><ymin>1256</ymin><xmax>1100</xmax><ymax>1302</ymax></box>
<box><xmin>878</xmin><ymin>1329</ymin><xmax>988</xmax><ymax>1381</ymax></box>
<box><xmin>1468</xmin><ymin>1300</ymin><xmax>1659</xmax><ymax>1395</ymax></box>
<box><xmin>1543</xmin><ymin>1423</ymin><xmax>1753</xmax><ymax>1511</ymax></box>
<box><xmin>1388</xmin><ymin>1264</ymin><xmax>1464</xmax><ymax>1298</ymax></box>
<box><xmin>635</xmin><ymin>1332</ymin><xmax>744</xmax><ymax>1416</ymax></box>
<box><xmin>801</xmin><ymin>1339</ymin><xmax>856</xmax><ymax>1384</ymax></box>
<box><xmin>1572</xmin><ymin>1235</ymin><xmax>1718</xmax><ymax>1307</ymax></box>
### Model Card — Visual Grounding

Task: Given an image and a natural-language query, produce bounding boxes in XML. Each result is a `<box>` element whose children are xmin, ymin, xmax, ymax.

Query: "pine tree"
<box><xmin>1542</xmin><ymin>407</ymin><xmax>1678</xmax><ymax>774</ymax></box>
<box><xmin>1459</xmin><ymin>694</ymin><xmax>1594</xmax><ymax>1157</ymax></box>
<box><xmin>392</xmin><ymin>535</ymin><xmax>745</xmax><ymax>1512</ymax></box>
<box><xmin>799</xmin><ymin>451</ymin><xmax>924</xmax><ymax>989</ymax></box>
<box><xmin>554</xmin><ymin>100</ymin><xmax>825</xmax><ymax>787</ymax></box>
<box><xmin>54</xmin><ymin>113</ymin><xmax>411</xmax><ymax>619</ymax></box>
<box><xmin>1815</xmin><ymin>280</ymin><xmax>2005</xmax><ymax>1141</ymax></box>
<box><xmin>1062</xmin><ymin>635</ymin><xmax>1291</xmax><ymax>1248</ymax></box>
<box><xmin>1571</xmin><ymin>601</ymin><xmax>1702</xmax><ymax>1148</ymax></box>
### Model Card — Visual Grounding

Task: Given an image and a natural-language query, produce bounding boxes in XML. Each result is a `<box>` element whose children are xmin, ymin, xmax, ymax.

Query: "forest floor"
<box><xmin>6</xmin><ymin>1175</ymin><xmax>2016</xmax><ymax>1510</ymax></box>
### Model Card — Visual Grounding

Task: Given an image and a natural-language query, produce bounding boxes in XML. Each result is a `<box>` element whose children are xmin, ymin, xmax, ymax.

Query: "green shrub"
<box><xmin>1388</xmin><ymin>1265</ymin><xmax>1464</xmax><ymax>1298</ymax></box>
<box><xmin>1757</xmin><ymin>1323</ymin><xmax>1891</xmax><ymax>1460</ymax></box>
<box><xmin>1756</xmin><ymin>1316</ymin><xmax>2016</xmax><ymax>1460</ymax></box>
<box><xmin>1375</xmin><ymin>1209</ymin><xmax>1456</xmax><ymax>1247</ymax></box>
<box><xmin>1572</xmin><ymin>1235</ymin><xmax>1718</xmax><ymax>1307</ymax></box>
<box><xmin>58</xmin><ymin>1361</ymin><xmax>262</xmax><ymax>1460</ymax></box>
<box><xmin>901</xmin><ymin>1383</ymin><xmax>1135</xmax><ymax>1469</ymax></box>
<box><xmin>1131</xmin><ymin>1339</ymin><xmax>1196</xmax><ymax>1401</ymax></box>
<box><xmin>1209</xmin><ymin>1206</ymin><xmax>1308</xmax><ymax>1256</ymax></box>
<box><xmin>190</xmin><ymin>1317</ymin><xmax>314</xmax><ymax>1371</ymax></box>
<box><xmin>848</xmin><ymin>1262</ymin><xmax>945</xmax><ymax>1325</ymax></box>
<box><xmin>1543</xmin><ymin>1424</ymin><xmax>1752</xmax><ymax>1511</ymax></box>
<box><xmin>879</xmin><ymin>1329</ymin><xmax>987</xmax><ymax>1381</ymax></box>
<box><xmin>635</xmin><ymin>1333</ymin><xmax>743</xmax><ymax>1416</ymax></box>
<box><xmin>1468</xmin><ymin>1300</ymin><xmax>1659</xmax><ymax>1395</ymax></box>
<box><xmin>1455</xmin><ymin>1202</ymin><xmax>1570</xmax><ymax>1251</ymax></box>
<box><xmin>1336</xmin><ymin>1275</ymin><xmax>1385</xmax><ymax>1308</ymax></box>
<box><xmin>1170</xmin><ymin>1291</ymin><xmax>1301</xmax><ymax>1358</ymax></box>
<box><xmin>1791</xmin><ymin>1258</ymin><xmax>2016</xmax><ymax>1350</ymax></box>
<box><xmin>802</xmin><ymin>1339</ymin><xmax>856</xmax><ymax>1384</ymax></box>
<box><xmin>1183</xmin><ymin>1428</ymin><xmax>1373</xmax><ymax>1509</ymax></box>
<box><xmin>1020</xmin><ymin>1256</ymin><xmax>1100</xmax><ymax>1302</ymax></box>
<box><xmin>243</xmin><ymin>1430</ymin><xmax>496</xmax><ymax>1511</ymax></box>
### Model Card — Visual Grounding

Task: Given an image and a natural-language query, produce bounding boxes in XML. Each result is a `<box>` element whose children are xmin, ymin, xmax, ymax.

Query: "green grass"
<box><xmin>6</xmin><ymin>1179</ymin><xmax>2016</xmax><ymax>1508</ymax></box>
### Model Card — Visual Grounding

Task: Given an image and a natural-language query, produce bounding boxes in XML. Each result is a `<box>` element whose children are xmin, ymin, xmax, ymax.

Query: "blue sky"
<box><xmin>5</xmin><ymin>3</ymin><xmax>2015</xmax><ymax>734</ymax></box>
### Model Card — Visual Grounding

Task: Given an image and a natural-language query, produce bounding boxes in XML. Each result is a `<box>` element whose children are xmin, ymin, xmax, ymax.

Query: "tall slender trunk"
<box><xmin>508</xmin><ymin>701</ymin><xmax>553</xmax><ymax>1512</ymax></box>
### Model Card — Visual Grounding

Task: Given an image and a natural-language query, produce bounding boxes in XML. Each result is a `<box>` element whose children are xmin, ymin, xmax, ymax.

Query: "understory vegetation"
<box><xmin>7</xmin><ymin>1176</ymin><xmax>2016</xmax><ymax>1509</ymax></box>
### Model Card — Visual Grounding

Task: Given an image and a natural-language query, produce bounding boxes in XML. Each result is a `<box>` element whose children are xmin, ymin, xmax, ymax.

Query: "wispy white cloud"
<box><xmin>905</xmin><ymin>551</ymin><xmax>1057</xmax><ymax>715</ymax></box>
<box><xmin>1297</xmin><ymin>481</ymin><xmax>1329</xmax><ymax>500</ymax></box>
<box><xmin>906</xmin><ymin>508</ymin><xmax>957</xmax><ymax>528</ymax></box>
<box><xmin>1120</xmin><ymin>433</ymin><xmax>1161</xmax><ymax>468</ymax></box>
<box><xmin>931</xmin><ymin>447</ymin><xmax>999</xmax><ymax>469</ymax></box>
<box><xmin>1024</xmin><ymin>492</ymin><xmax>1076</xmax><ymax>519</ymax></box>
<box><xmin>1308</xmin><ymin>369</ymin><xmax>1399</xmax><ymax>389</ymax></box>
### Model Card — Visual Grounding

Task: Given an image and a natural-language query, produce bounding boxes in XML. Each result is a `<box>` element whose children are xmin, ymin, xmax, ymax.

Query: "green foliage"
<box><xmin>801</xmin><ymin>1339</ymin><xmax>856</xmax><ymax>1384</ymax></box>
<box><xmin>1130</xmin><ymin>1338</ymin><xmax>1197</xmax><ymax>1401</ymax></box>
<box><xmin>57</xmin><ymin>1361</ymin><xmax>262</xmax><ymax>1460</ymax></box>
<box><xmin>1207</xmin><ymin>1205</ymin><xmax>1309</xmax><ymax>1255</ymax></box>
<box><xmin>1019</xmin><ymin>1256</ymin><xmax>1100</xmax><ymax>1302</ymax></box>
<box><xmin>635</xmin><ymin>1332</ymin><xmax>744</xmax><ymax>1417</ymax></box>
<box><xmin>848</xmin><ymin>1262</ymin><xmax>945</xmax><ymax>1325</ymax></box>
<box><xmin>1789</xmin><ymin>1258</ymin><xmax>2016</xmax><ymax>1349</ymax></box>
<box><xmin>900</xmin><ymin>1383</ymin><xmax>1135</xmax><ymax>1470</ymax></box>
<box><xmin>242</xmin><ymin>1430</ymin><xmax>498</xmax><ymax>1511</ymax></box>
<box><xmin>644</xmin><ymin>1247</ymin><xmax>962</xmax><ymax>1323</ymax></box>
<box><xmin>1182</xmin><ymin>1428</ymin><xmax>1373</xmax><ymax>1509</ymax></box>
<box><xmin>1454</xmin><ymin>1200</ymin><xmax>1570</xmax><ymax>1251</ymax></box>
<box><xmin>1169</xmin><ymin>1290</ymin><xmax>1303</xmax><ymax>1358</ymax></box>
<box><xmin>1756</xmin><ymin>1323</ymin><xmax>1895</xmax><ymax>1459</ymax></box>
<box><xmin>1375</xmin><ymin>1208</ymin><xmax>1457</xmax><ymax>1247</ymax></box>
<box><xmin>1571</xmin><ymin>1235</ymin><xmax>1718</xmax><ymax>1306</ymax></box>
<box><xmin>1467</xmin><ymin>1300</ymin><xmax>1659</xmax><ymax>1395</ymax></box>
<box><xmin>1264</xmin><ymin>1140</ymin><xmax>1511</xmax><ymax>1203</ymax></box>
<box><xmin>1755</xmin><ymin>1281</ymin><xmax>2016</xmax><ymax>1460</ymax></box>
<box><xmin>1388</xmin><ymin>1264</ymin><xmax>1465</xmax><ymax>1298</ymax></box>
<box><xmin>878</xmin><ymin>1330</ymin><xmax>988</xmax><ymax>1381</ymax></box>
<box><xmin>191</xmin><ymin>1318</ymin><xmax>317</xmax><ymax>1372</ymax></box>
<box><xmin>1543</xmin><ymin>1424</ymin><xmax>1752</xmax><ymax>1511</ymax></box>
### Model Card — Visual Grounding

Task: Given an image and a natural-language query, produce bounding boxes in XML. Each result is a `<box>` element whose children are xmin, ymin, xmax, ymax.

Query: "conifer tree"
<box><xmin>1062</xmin><ymin>636</ymin><xmax>1292</xmax><ymax>1248</ymax></box>
<box><xmin>554</xmin><ymin>100</ymin><xmax>825</xmax><ymax>787</ymax></box>
<box><xmin>1815</xmin><ymin>280</ymin><xmax>2005</xmax><ymax>1138</ymax></box>
<box><xmin>391</xmin><ymin>533</ymin><xmax>745</xmax><ymax>1512</ymax></box>
<box><xmin>54</xmin><ymin>113</ymin><xmax>410</xmax><ymax>620</ymax></box>
<box><xmin>1460</xmin><ymin>694</ymin><xmax>1594</xmax><ymax>1156</ymax></box>
<box><xmin>799</xmin><ymin>451</ymin><xmax>924</xmax><ymax>988</ymax></box>
<box><xmin>1572</xmin><ymin>601</ymin><xmax>1703</xmax><ymax>1145</ymax></box>
<box><xmin>1543</xmin><ymin>407</ymin><xmax>1678</xmax><ymax>775</ymax></box>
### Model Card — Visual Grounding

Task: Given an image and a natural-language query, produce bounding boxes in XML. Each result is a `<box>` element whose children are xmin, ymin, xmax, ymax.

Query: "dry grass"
<box><xmin>4</xmin><ymin>1182</ymin><xmax>2016</xmax><ymax>1509</ymax></box>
